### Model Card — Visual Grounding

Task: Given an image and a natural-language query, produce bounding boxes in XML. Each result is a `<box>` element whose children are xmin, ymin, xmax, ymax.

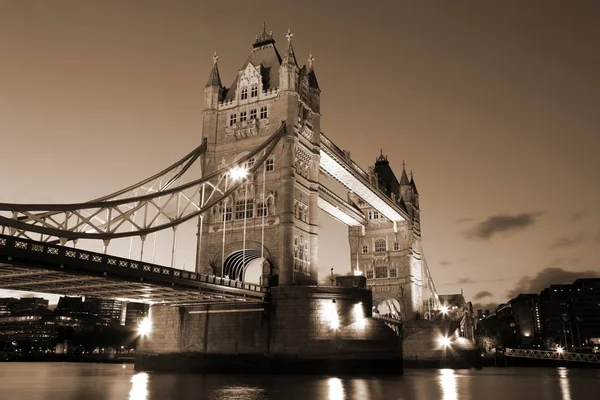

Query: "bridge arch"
<box><xmin>210</xmin><ymin>241</ymin><xmax>274</xmax><ymax>284</ymax></box>
<box><xmin>372</xmin><ymin>292</ymin><xmax>406</xmax><ymax>321</ymax></box>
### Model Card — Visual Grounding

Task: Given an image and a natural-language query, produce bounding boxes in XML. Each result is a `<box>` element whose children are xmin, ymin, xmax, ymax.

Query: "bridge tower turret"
<box><xmin>196</xmin><ymin>25</ymin><xmax>322</xmax><ymax>287</ymax></box>
<box><xmin>349</xmin><ymin>155</ymin><xmax>424</xmax><ymax>320</ymax></box>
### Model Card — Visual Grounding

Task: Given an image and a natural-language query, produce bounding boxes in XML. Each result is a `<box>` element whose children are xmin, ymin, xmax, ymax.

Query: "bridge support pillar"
<box><xmin>136</xmin><ymin>286</ymin><xmax>404</xmax><ymax>373</ymax></box>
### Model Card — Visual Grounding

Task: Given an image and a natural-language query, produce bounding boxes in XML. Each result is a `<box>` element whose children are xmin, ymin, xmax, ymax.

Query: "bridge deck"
<box><xmin>0</xmin><ymin>234</ymin><xmax>268</xmax><ymax>304</ymax></box>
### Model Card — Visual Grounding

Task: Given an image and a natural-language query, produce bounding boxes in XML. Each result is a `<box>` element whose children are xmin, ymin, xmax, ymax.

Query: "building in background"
<box><xmin>509</xmin><ymin>294</ymin><xmax>542</xmax><ymax>347</ymax></box>
<box><xmin>124</xmin><ymin>303</ymin><xmax>149</xmax><ymax>329</ymax></box>
<box><xmin>0</xmin><ymin>298</ymin><xmax>19</xmax><ymax>316</ymax></box>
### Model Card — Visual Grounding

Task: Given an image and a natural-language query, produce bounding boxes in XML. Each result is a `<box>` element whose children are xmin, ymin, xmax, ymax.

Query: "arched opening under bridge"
<box><xmin>373</xmin><ymin>295</ymin><xmax>404</xmax><ymax>321</ymax></box>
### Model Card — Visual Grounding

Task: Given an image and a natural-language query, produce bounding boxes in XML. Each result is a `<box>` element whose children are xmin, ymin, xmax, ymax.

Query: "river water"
<box><xmin>0</xmin><ymin>363</ymin><xmax>598</xmax><ymax>399</ymax></box>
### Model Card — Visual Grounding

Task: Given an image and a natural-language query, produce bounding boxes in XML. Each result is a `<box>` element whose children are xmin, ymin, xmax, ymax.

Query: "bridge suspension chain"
<box><xmin>0</xmin><ymin>123</ymin><xmax>285</xmax><ymax>242</ymax></box>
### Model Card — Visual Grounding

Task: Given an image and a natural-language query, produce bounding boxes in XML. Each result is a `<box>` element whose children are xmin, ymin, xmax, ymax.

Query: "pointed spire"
<box><xmin>253</xmin><ymin>23</ymin><xmax>275</xmax><ymax>48</ymax></box>
<box><xmin>410</xmin><ymin>170</ymin><xmax>419</xmax><ymax>194</ymax></box>
<box><xmin>400</xmin><ymin>160</ymin><xmax>410</xmax><ymax>185</ymax></box>
<box><xmin>398</xmin><ymin>196</ymin><xmax>408</xmax><ymax>212</ymax></box>
<box><xmin>205</xmin><ymin>51</ymin><xmax>222</xmax><ymax>88</ymax></box>
<box><xmin>281</xmin><ymin>29</ymin><xmax>298</xmax><ymax>67</ymax></box>
<box><xmin>308</xmin><ymin>54</ymin><xmax>315</xmax><ymax>70</ymax></box>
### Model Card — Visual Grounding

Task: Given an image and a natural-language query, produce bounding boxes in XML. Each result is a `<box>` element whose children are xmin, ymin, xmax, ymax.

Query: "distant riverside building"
<box><xmin>509</xmin><ymin>294</ymin><xmax>542</xmax><ymax>346</ymax></box>
<box><xmin>476</xmin><ymin>278</ymin><xmax>600</xmax><ymax>352</ymax></box>
<box><xmin>124</xmin><ymin>302</ymin><xmax>149</xmax><ymax>329</ymax></box>
<box><xmin>0</xmin><ymin>297</ymin><xmax>19</xmax><ymax>316</ymax></box>
<box><xmin>96</xmin><ymin>299</ymin><xmax>124</xmax><ymax>327</ymax></box>
<box><xmin>55</xmin><ymin>296</ymin><xmax>100</xmax><ymax>320</ymax></box>
<box><xmin>0</xmin><ymin>308</ymin><xmax>76</xmax><ymax>350</ymax></box>
<box><xmin>10</xmin><ymin>297</ymin><xmax>49</xmax><ymax>314</ymax></box>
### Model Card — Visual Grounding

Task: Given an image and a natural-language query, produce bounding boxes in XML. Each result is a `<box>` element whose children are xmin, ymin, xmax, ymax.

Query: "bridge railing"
<box><xmin>0</xmin><ymin>234</ymin><xmax>269</xmax><ymax>295</ymax></box>
<box><xmin>505</xmin><ymin>348</ymin><xmax>600</xmax><ymax>364</ymax></box>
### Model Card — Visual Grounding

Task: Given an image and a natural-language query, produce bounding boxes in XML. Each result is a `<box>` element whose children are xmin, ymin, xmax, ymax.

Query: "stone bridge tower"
<box><xmin>196</xmin><ymin>26</ymin><xmax>322</xmax><ymax>287</ymax></box>
<box><xmin>348</xmin><ymin>154</ymin><xmax>424</xmax><ymax>320</ymax></box>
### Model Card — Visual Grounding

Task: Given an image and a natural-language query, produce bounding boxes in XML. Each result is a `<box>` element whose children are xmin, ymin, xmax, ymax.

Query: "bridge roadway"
<box><xmin>0</xmin><ymin>234</ymin><xmax>268</xmax><ymax>304</ymax></box>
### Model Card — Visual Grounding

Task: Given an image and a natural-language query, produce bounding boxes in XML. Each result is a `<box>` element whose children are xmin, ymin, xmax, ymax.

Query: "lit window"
<box><xmin>250</xmin><ymin>109</ymin><xmax>257</xmax><ymax>119</ymax></box>
<box><xmin>266</xmin><ymin>158</ymin><xmax>275</xmax><ymax>172</ymax></box>
<box><xmin>240</xmin><ymin>111</ymin><xmax>247</xmax><ymax>121</ymax></box>
<box><xmin>393</xmin><ymin>242</ymin><xmax>399</xmax><ymax>251</ymax></box>
<box><xmin>375</xmin><ymin>239</ymin><xmax>386</xmax><ymax>252</ymax></box>
<box><xmin>229</xmin><ymin>114</ymin><xmax>237</xmax><ymax>127</ymax></box>
<box><xmin>366</xmin><ymin>270</ymin><xmax>373</xmax><ymax>279</ymax></box>
<box><xmin>241</xmin><ymin>87</ymin><xmax>248</xmax><ymax>100</ymax></box>
<box><xmin>260</xmin><ymin>106</ymin><xmax>268</xmax><ymax>119</ymax></box>
<box><xmin>362</xmin><ymin>245</ymin><xmax>368</xmax><ymax>254</ymax></box>
<box><xmin>251</xmin><ymin>84</ymin><xmax>258</xmax><ymax>97</ymax></box>
<box><xmin>257</xmin><ymin>202</ymin><xmax>268</xmax><ymax>217</ymax></box>
<box><xmin>375</xmin><ymin>266</ymin><xmax>388</xmax><ymax>279</ymax></box>
<box><xmin>235</xmin><ymin>200</ymin><xmax>253</xmax><ymax>219</ymax></box>
<box><xmin>389</xmin><ymin>268</ymin><xmax>397</xmax><ymax>278</ymax></box>
<box><xmin>222</xmin><ymin>206</ymin><xmax>232</xmax><ymax>221</ymax></box>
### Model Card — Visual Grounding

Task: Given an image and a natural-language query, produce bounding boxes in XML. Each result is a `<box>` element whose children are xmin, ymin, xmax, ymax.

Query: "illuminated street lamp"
<box><xmin>440</xmin><ymin>305</ymin><xmax>449</xmax><ymax>315</ymax></box>
<box><xmin>556</xmin><ymin>346</ymin><xmax>564</xmax><ymax>355</ymax></box>
<box><xmin>229</xmin><ymin>166</ymin><xmax>248</xmax><ymax>181</ymax></box>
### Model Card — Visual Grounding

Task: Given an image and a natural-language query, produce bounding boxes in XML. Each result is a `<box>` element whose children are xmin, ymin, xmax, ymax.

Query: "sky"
<box><xmin>0</xmin><ymin>1</ymin><xmax>599</xmax><ymax>308</ymax></box>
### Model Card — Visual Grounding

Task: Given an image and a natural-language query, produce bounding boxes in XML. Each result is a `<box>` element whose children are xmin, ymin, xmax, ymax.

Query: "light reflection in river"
<box><xmin>438</xmin><ymin>368</ymin><xmax>458</xmax><ymax>400</ymax></box>
<box><xmin>558</xmin><ymin>367</ymin><xmax>572</xmax><ymax>400</ymax></box>
<box><xmin>129</xmin><ymin>372</ymin><xmax>148</xmax><ymax>400</ymax></box>
<box><xmin>328</xmin><ymin>377</ymin><xmax>345</xmax><ymax>400</ymax></box>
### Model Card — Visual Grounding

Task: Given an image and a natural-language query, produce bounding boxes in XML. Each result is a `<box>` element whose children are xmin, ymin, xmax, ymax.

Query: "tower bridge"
<box><xmin>0</xmin><ymin>26</ymin><xmax>449</xmax><ymax>372</ymax></box>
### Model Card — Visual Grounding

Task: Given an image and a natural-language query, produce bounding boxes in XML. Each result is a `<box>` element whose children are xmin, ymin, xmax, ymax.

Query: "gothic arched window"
<box><xmin>374</xmin><ymin>239</ymin><xmax>387</xmax><ymax>253</ymax></box>
<box><xmin>250</xmin><ymin>84</ymin><xmax>258</xmax><ymax>98</ymax></box>
<box><xmin>240</xmin><ymin>87</ymin><xmax>248</xmax><ymax>100</ymax></box>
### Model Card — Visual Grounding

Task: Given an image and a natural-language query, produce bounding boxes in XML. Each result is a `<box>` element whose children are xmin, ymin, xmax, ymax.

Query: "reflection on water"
<box><xmin>214</xmin><ymin>386</ymin><xmax>266</xmax><ymax>400</ymax></box>
<box><xmin>0</xmin><ymin>363</ymin><xmax>598</xmax><ymax>400</ymax></box>
<box><xmin>129</xmin><ymin>372</ymin><xmax>148</xmax><ymax>400</ymax></box>
<box><xmin>438</xmin><ymin>369</ymin><xmax>458</xmax><ymax>400</ymax></box>
<box><xmin>328</xmin><ymin>377</ymin><xmax>345</xmax><ymax>400</ymax></box>
<box><xmin>558</xmin><ymin>367</ymin><xmax>571</xmax><ymax>400</ymax></box>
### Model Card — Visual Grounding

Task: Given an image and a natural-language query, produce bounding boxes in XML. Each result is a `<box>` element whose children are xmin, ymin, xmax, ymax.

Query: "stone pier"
<box><xmin>136</xmin><ymin>286</ymin><xmax>403</xmax><ymax>374</ymax></box>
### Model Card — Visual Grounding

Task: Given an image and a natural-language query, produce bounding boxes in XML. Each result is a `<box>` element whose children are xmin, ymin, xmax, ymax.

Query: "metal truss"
<box><xmin>505</xmin><ymin>348</ymin><xmax>600</xmax><ymax>364</ymax></box>
<box><xmin>0</xmin><ymin>124</ymin><xmax>285</xmax><ymax>242</ymax></box>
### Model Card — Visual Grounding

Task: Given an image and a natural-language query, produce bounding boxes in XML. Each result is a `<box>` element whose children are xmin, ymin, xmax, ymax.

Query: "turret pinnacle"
<box><xmin>205</xmin><ymin>52</ymin><xmax>222</xmax><ymax>88</ymax></box>
<box><xmin>410</xmin><ymin>170</ymin><xmax>419</xmax><ymax>194</ymax></box>
<box><xmin>399</xmin><ymin>160</ymin><xmax>410</xmax><ymax>186</ymax></box>
<box><xmin>281</xmin><ymin>29</ymin><xmax>298</xmax><ymax>67</ymax></box>
<box><xmin>253</xmin><ymin>22</ymin><xmax>275</xmax><ymax>48</ymax></box>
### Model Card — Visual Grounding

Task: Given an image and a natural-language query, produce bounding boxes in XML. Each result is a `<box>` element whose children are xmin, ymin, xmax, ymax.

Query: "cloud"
<box><xmin>457</xmin><ymin>277</ymin><xmax>474</xmax><ymax>284</ymax></box>
<box><xmin>550</xmin><ymin>233</ymin><xmax>586</xmax><ymax>249</ymax></box>
<box><xmin>473</xmin><ymin>290</ymin><xmax>493</xmax><ymax>300</ymax></box>
<box><xmin>507</xmin><ymin>267</ymin><xmax>600</xmax><ymax>299</ymax></box>
<box><xmin>456</xmin><ymin>217</ymin><xmax>474</xmax><ymax>224</ymax></box>
<box><xmin>463</xmin><ymin>212</ymin><xmax>543</xmax><ymax>240</ymax></box>
<box><xmin>595</xmin><ymin>231</ymin><xmax>600</xmax><ymax>244</ymax></box>
<box><xmin>439</xmin><ymin>260</ymin><xmax>453</xmax><ymax>266</ymax></box>
<box><xmin>571</xmin><ymin>212</ymin><xmax>584</xmax><ymax>222</ymax></box>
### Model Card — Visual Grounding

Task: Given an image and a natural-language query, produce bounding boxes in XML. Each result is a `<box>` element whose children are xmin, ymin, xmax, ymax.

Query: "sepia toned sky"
<box><xmin>1</xmin><ymin>1</ymin><xmax>599</xmax><ymax>308</ymax></box>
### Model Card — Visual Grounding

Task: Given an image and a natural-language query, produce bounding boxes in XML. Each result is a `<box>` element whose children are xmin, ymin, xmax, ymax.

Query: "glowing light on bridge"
<box><xmin>556</xmin><ymin>346</ymin><xmax>564</xmax><ymax>354</ymax></box>
<box><xmin>437</xmin><ymin>335</ymin><xmax>451</xmax><ymax>348</ymax></box>
<box><xmin>324</xmin><ymin>300</ymin><xmax>340</xmax><ymax>330</ymax></box>
<box><xmin>229</xmin><ymin>166</ymin><xmax>249</xmax><ymax>181</ymax></box>
<box><xmin>440</xmin><ymin>305</ymin><xmax>449</xmax><ymax>315</ymax></box>
<box><xmin>353</xmin><ymin>302</ymin><xmax>366</xmax><ymax>329</ymax></box>
<box><xmin>138</xmin><ymin>317</ymin><xmax>151</xmax><ymax>337</ymax></box>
